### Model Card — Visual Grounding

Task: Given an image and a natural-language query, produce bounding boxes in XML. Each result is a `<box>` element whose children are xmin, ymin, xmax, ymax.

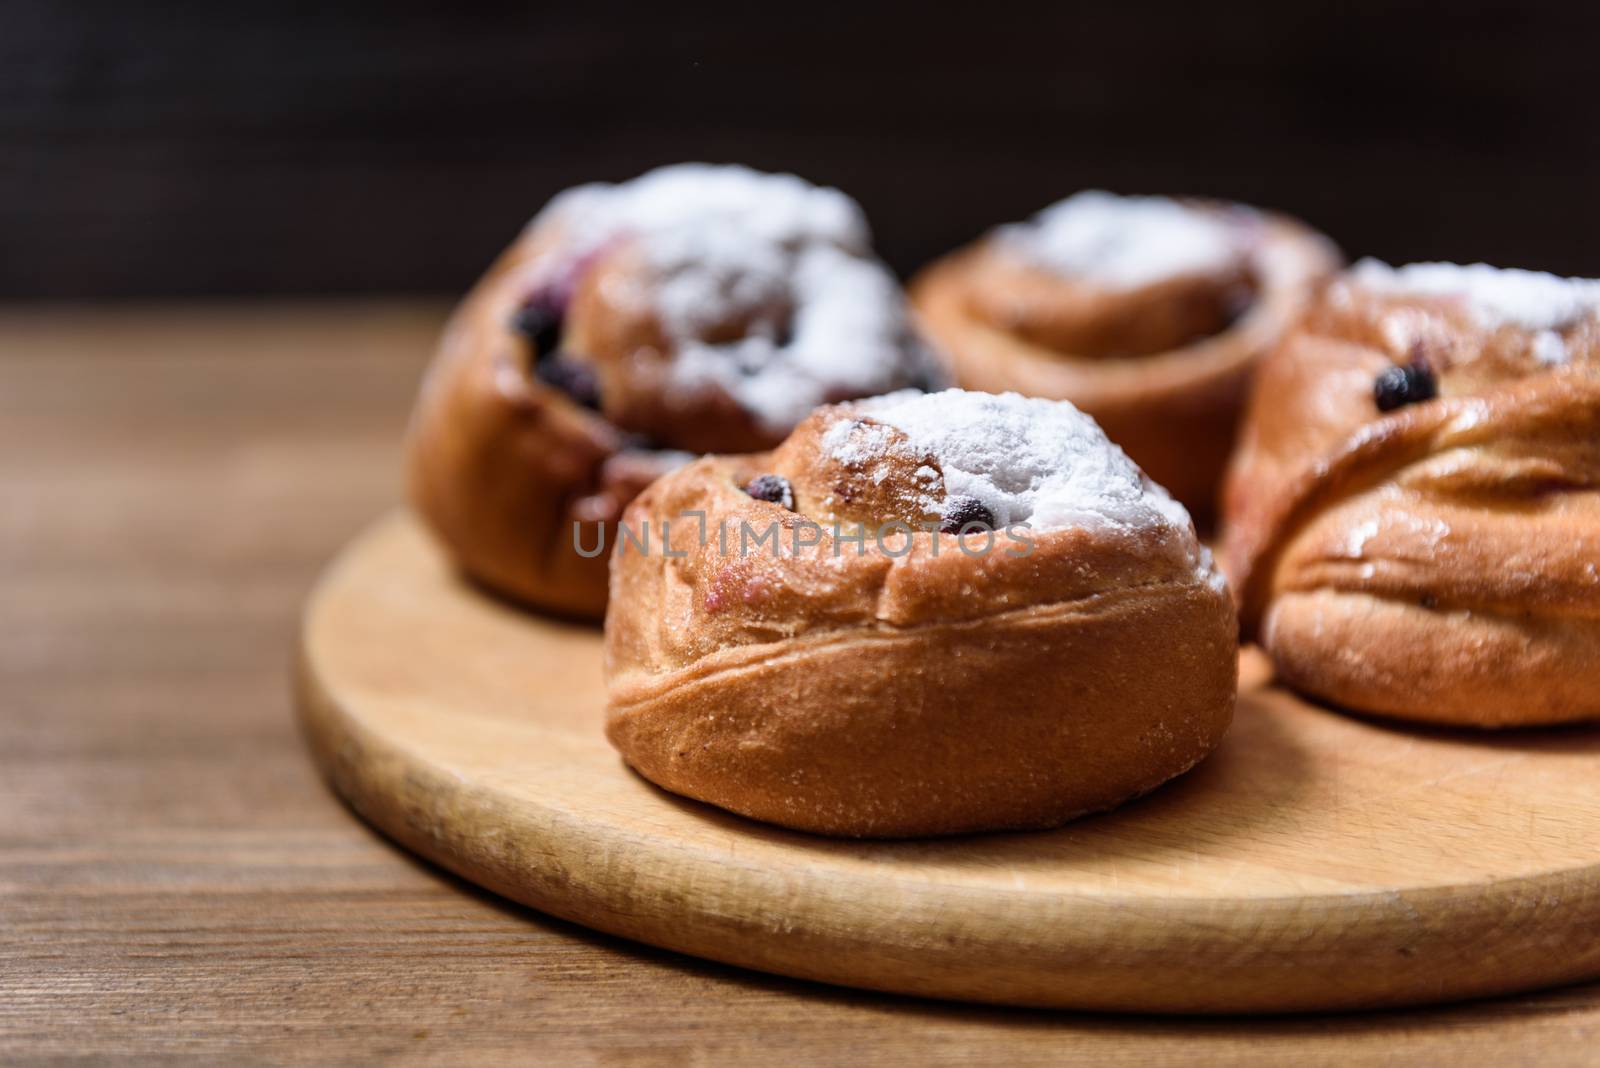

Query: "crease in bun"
<box><xmin>1223</xmin><ymin>260</ymin><xmax>1600</xmax><ymax>726</ymax></box>
<box><xmin>604</xmin><ymin>388</ymin><xmax>1237</xmax><ymax>837</ymax></box>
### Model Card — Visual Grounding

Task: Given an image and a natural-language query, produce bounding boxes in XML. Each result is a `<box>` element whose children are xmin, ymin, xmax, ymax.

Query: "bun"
<box><xmin>605</xmin><ymin>389</ymin><xmax>1237</xmax><ymax>837</ymax></box>
<box><xmin>407</xmin><ymin>164</ymin><xmax>941</xmax><ymax>618</ymax></box>
<box><xmin>912</xmin><ymin>192</ymin><xmax>1337</xmax><ymax>518</ymax></box>
<box><xmin>1222</xmin><ymin>261</ymin><xmax>1600</xmax><ymax>726</ymax></box>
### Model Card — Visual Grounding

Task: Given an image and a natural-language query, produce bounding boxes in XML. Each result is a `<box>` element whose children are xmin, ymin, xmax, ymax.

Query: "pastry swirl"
<box><xmin>912</xmin><ymin>192</ymin><xmax>1338</xmax><ymax>517</ymax></box>
<box><xmin>1222</xmin><ymin>261</ymin><xmax>1600</xmax><ymax>726</ymax></box>
<box><xmin>605</xmin><ymin>389</ymin><xmax>1237</xmax><ymax>837</ymax></box>
<box><xmin>406</xmin><ymin>164</ymin><xmax>939</xmax><ymax>617</ymax></box>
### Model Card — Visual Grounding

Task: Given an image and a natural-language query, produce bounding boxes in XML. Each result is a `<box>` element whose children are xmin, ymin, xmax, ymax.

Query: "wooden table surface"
<box><xmin>4</xmin><ymin>302</ymin><xmax>1598</xmax><ymax>1066</ymax></box>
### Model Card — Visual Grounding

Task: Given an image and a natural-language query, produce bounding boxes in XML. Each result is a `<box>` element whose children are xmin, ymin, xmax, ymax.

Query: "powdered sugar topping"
<box><xmin>664</xmin><ymin>243</ymin><xmax>934</xmax><ymax>434</ymax></box>
<box><xmin>530</xmin><ymin>163</ymin><xmax>869</xmax><ymax>274</ymax></box>
<box><xmin>997</xmin><ymin>191</ymin><xmax>1247</xmax><ymax>289</ymax></box>
<box><xmin>823</xmin><ymin>389</ymin><xmax>1195</xmax><ymax>535</ymax></box>
<box><xmin>526</xmin><ymin>163</ymin><xmax>933</xmax><ymax>433</ymax></box>
<box><xmin>1351</xmin><ymin>260</ymin><xmax>1600</xmax><ymax>334</ymax></box>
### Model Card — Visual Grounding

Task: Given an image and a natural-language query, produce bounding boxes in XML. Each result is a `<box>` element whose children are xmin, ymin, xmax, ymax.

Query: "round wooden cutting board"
<box><xmin>296</xmin><ymin>512</ymin><xmax>1600</xmax><ymax>1014</ymax></box>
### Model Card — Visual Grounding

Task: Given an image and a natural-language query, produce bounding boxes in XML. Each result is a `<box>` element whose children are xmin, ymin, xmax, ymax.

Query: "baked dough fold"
<box><xmin>1222</xmin><ymin>264</ymin><xmax>1600</xmax><ymax>726</ymax></box>
<box><xmin>912</xmin><ymin>195</ymin><xmax>1337</xmax><ymax>517</ymax></box>
<box><xmin>606</xmin><ymin>393</ymin><xmax>1238</xmax><ymax>836</ymax></box>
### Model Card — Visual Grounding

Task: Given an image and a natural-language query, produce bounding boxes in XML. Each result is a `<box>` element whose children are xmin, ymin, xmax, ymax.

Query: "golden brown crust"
<box><xmin>405</xmin><ymin>235</ymin><xmax>640</xmax><ymax>618</ymax></box>
<box><xmin>603</xmin><ymin>407</ymin><xmax>1238</xmax><ymax>837</ymax></box>
<box><xmin>911</xmin><ymin>205</ymin><xmax>1338</xmax><ymax>518</ymax></box>
<box><xmin>1221</xmin><ymin>275</ymin><xmax>1600</xmax><ymax>726</ymax></box>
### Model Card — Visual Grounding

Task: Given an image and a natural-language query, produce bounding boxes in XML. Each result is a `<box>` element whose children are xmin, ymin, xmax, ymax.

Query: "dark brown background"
<box><xmin>5</xmin><ymin>0</ymin><xmax>1597</xmax><ymax>299</ymax></box>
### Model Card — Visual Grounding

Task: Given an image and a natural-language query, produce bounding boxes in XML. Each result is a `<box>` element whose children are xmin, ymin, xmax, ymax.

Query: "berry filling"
<box><xmin>743</xmin><ymin>474</ymin><xmax>795</xmax><ymax>511</ymax></box>
<box><xmin>511</xmin><ymin>291</ymin><xmax>605</xmax><ymax>411</ymax></box>
<box><xmin>1373</xmin><ymin>361</ymin><xmax>1437</xmax><ymax>412</ymax></box>
<box><xmin>939</xmin><ymin>495</ymin><xmax>995</xmax><ymax>534</ymax></box>
<box><xmin>510</xmin><ymin>294</ymin><xmax>564</xmax><ymax>357</ymax></box>
<box><xmin>534</xmin><ymin>356</ymin><xmax>602</xmax><ymax>410</ymax></box>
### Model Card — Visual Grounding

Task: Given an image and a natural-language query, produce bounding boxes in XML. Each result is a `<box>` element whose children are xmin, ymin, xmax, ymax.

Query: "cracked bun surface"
<box><xmin>1222</xmin><ymin>260</ymin><xmax>1600</xmax><ymax>727</ymax></box>
<box><xmin>604</xmin><ymin>389</ymin><xmax>1238</xmax><ymax>837</ymax></box>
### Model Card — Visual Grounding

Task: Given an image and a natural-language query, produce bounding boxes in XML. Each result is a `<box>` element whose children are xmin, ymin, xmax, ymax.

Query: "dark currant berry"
<box><xmin>510</xmin><ymin>295</ymin><xmax>564</xmax><ymax>357</ymax></box>
<box><xmin>1373</xmin><ymin>362</ymin><xmax>1437</xmax><ymax>412</ymax></box>
<box><xmin>772</xmin><ymin>316</ymin><xmax>795</xmax><ymax>349</ymax></box>
<box><xmin>939</xmin><ymin>495</ymin><xmax>995</xmax><ymax>534</ymax></box>
<box><xmin>535</xmin><ymin>355</ymin><xmax>601</xmax><ymax>410</ymax></box>
<box><xmin>743</xmin><ymin>474</ymin><xmax>794</xmax><ymax>510</ymax></box>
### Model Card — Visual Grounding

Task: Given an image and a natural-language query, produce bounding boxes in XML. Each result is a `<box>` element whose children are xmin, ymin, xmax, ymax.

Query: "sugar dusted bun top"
<box><xmin>529</xmin><ymin>162</ymin><xmax>871</xmax><ymax>268</ymax></box>
<box><xmin>996</xmin><ymin>190</ymin><xmax>1252</xmax><ymax>290</ymax></box>
<box><xmin>760</xmin><ymin>389</ymin><xmax>1222</xmax><ymax>593</ymax></box>
<box><xmin>812</xmin><ymin>389</ymin><xmax>1195</xmax><ymax>533</ymax></box>
<box><xmin>606</xmin><ymin>387</ymin><xmax>1233</xmax><ymax>686</ymax></box>
<box><xmin>1347</xmin><ymin>260</ymin><xmax>1600</xmax><ymax>333</ymax></box>
<box><xmin>515</xmin><ymin>163</ymin><xmax>937</xmax><ymax>445</ymax></box>
<box><xmin>954</xmin><ymin>190</ymin><xmax>1289</xmax><ymax>362</ymax></box>
<box><xmin>1341</xmin><ymin>260</ymin><xmax>1600</xmax><ymax>370</ymax></box>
